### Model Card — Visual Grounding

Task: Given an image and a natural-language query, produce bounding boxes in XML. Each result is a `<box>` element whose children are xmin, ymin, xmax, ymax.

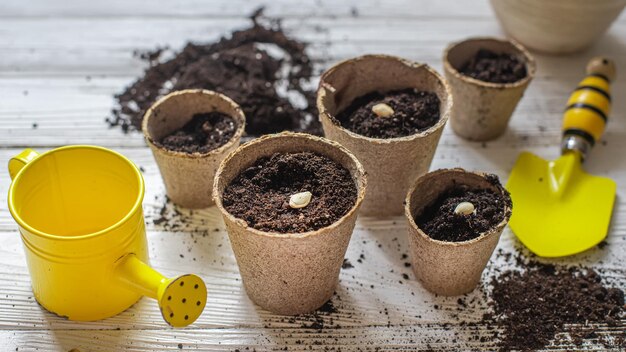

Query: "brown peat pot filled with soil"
<box><xmin>143</xmin><ymin>89</ymin><xmax>245</xmax><ymax>208</ymax></box>
<box><xmin>213</xmin><ymin>132</ymin><xmax>366</xmax><ymax>315</ymax></box>
<box><xmin>405</xmin><ymin>169</ymin><xmax>512</xmax><ymax>296</ymax></box>
<box><xmin>443</xmin><ymin>37</ymin><xmax>535</xmax><ymax>141</ymax></box>
<box><xmin>318</xmin><ymin>55</ymin><xmax>452</xmax><ymax>217</ymax></box>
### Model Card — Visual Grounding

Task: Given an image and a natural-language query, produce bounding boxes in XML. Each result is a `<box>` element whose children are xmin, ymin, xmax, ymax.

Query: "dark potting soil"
<box><xmin>154</xmin><ymin>112</ymin><xmax>237</xmax><ymax>153</ymax></box>
<box><xmin>334</xmin><ymin>88</ymin><xmax>440</xmax><ymax>139</ymax></box>
<box><xmin>415</xmin><ymin>182</ymin><xmax>511</xmax><ymax>242</ymax></box>
<box><xmin>486</xmin><ymin>261</ymin><xmax>625</xmax><ymax>351</ymax></box>
<box><xmin>459</xmin><ymin>49</ymin><xmax>527</xmax><ymax>84</ymax></box>
<box><xmin>222</xmin><ymin>152</ymin><xmax>357</xmax><ymax>233</ymax></box>
<box><xmin>342</xmin><ymin>258</ymin><xmax>354</xmax><ymax>269</ymax></box>
<box><xmin>107</xmin><ymin>9</ymin><xmax>321</xmax><ymax>137</ymax></box>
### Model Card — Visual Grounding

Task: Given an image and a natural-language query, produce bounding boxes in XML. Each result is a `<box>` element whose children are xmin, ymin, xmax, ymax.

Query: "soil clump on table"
<box><xmin>485</xmin><ymin>260</ymin><xmax>625</xmax><ymax>351</ymax></box>
<box><xmin>107</xmin><ymin>9</ymin><xmax>321</xmax><ymax>137</ymax></box>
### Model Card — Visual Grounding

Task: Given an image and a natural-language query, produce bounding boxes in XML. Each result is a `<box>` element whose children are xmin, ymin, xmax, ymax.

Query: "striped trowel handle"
<box><xmin>562</xmin><ymin>57</ymin><xmax>615</xmax><ymax>155</ymax></box>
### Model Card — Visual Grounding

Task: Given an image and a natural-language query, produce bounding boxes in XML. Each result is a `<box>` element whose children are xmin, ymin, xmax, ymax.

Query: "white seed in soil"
<box><xmin>289</xmin><ymin>191</ymin><xmax>312</xmax><ymax>209</ymax></box>
<box><xmin>454</xmin><ymin>202</ymin><xmax>475</xmax><ymax>215</ymax></box>
<box><xmin>372</xmin><ymin>103</ymin><xmax>394</xmax><ymax>118</ymax></box>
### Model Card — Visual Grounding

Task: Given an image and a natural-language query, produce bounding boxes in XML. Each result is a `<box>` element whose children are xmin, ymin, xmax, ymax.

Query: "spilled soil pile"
<box><xmin>107</xmin><ymin>9</ymin><xmax>321</xmax><ymax>137</ymax></box>
<box><xmin>486</xmin><ymin>260</ymin><xmax>624</xmax><ymax>351</ymax></box>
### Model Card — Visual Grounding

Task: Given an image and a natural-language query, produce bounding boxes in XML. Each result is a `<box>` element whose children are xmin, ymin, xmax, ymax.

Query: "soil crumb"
<box><xmin>342</xmin><ymin>258</ymin><xmax>354</xmax><ymax>269</ymax></box>
<box><xmin>415</xmin><ymin>182</ymin><xmax>510</xmax><ymax>242</ymax></box>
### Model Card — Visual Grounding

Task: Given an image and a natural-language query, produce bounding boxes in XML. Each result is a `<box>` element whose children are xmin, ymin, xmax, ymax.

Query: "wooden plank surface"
<box><xmin>0</xmin><ymin>0</ymin><xmax>625</xmax><ymax>350</ymax></box>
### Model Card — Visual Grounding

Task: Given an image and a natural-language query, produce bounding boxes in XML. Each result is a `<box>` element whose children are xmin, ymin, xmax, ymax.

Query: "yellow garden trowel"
<box><xmin>507</xmin><ymin>57</ymin><xmax>617</xmax><ymax>257</ymax></box>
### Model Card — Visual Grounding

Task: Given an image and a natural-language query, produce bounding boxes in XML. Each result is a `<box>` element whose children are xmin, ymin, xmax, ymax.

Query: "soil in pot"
<box><xmin>154</xmin><ymin>112</ymin><xmax>238</xmax><ymax>153</ymax></box>
<box><xmin>222</xmin><ymin>152</ymin><xmax>357</xmax><ymax>233</ymax></box>
<box><xmin>334</xmin><ymin>88</ymin><xmax>440</xmax><ymax>139</ymax></box>
<box><xmin>459</xmin><ymin>49</ymin><xmax>527</xmax><ymax>84</ymax></box>
<box><xmin>415</xmin><ymin>176</ymin><xmax>511</xmax><ymax>242</ymax></box>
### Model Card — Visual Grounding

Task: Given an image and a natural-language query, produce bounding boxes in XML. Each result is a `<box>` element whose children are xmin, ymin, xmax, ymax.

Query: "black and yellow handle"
<box><xmin>563</xmin><ymin>57</ymin><xmax>615</xmax><ymax>148</ymax></box>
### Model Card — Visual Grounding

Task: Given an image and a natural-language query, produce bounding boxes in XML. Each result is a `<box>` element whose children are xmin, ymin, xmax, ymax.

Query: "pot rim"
<box><xmin>443</xmin><ymin>37</ymin><xmax>536</xmax><ymax>89</ymax></box>
<box><xmin>8</xmin><ymin>145</ymin><xmax>145</xmax><ymax>242</ymax></box>
<box><xmin>142</xmin><ymin>89</ymin><xmax>246</xmax><ymax>159</ymax></box>
<box><xmin>317</xmin><ymin>54</ymin><xmax>452</xmax><ymax>144</ymax></box>
<box><xmin>405</xmin><ymin>168</ymin><xmax>512</xmax><ymax>247</ymax></box>
<box><xmin>212</xmin><ymin>132</ymin><xmax>367</xmax><ymax>239</ymax></box>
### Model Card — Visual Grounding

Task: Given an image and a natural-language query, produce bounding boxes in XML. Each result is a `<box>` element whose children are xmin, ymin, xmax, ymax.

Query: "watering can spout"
<box><xmin>114</xmin><ymin>254</ymin><xmax>207</xmax><ymax>327</ymax></box>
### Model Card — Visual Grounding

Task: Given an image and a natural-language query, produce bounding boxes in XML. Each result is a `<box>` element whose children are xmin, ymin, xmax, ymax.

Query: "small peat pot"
<box><xmin>213</xmin><ymin>132</ymin><xmax>367</xmax><ymax>315</ymax></box>
<box><xmin>443</xmin><ymin>37</ymin><xmax>535</xmax><ymax>141</ymax></box>
<box><xmin>405</xmin><ymin>169</ymin><xmax>512</xmax><ymax>296</ymax></box>
<box><xmin>490</xmin><ymin>0</ymin><xmax>626</xmax><ymax>54</ymax></box>
<box><xmin>317</xmin><ymin>54</ymin><xmax>452</xmax><ymax>216</ymax></box>
<box><xmin>143</xmin><ymin>89</ymin><xmax>245</xmax><ymax>208</ymax></box>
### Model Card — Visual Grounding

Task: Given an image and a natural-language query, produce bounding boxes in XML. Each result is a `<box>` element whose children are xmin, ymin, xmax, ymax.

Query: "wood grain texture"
<box><xmin>0</xmin><ymin>0</ymin><xmax>625</xmax><ymax>350</ymax></box>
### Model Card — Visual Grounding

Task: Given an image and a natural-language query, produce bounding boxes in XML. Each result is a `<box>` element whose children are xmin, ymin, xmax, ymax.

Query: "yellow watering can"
<box><xmin>7</xmin><ymin>145</ymin><xmax>206</xmax><ymax>327</ymax></box>
<box><xmin>507</xmin><ymin>57</ymin><xmax>617</xmax><ymax>257</ymax></box>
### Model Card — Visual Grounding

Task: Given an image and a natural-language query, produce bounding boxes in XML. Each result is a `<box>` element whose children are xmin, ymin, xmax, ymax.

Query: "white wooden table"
<box><xmin>1</xmin><ymin>1</ymin><xmax>625</xmax><ymax>350</ymax></box>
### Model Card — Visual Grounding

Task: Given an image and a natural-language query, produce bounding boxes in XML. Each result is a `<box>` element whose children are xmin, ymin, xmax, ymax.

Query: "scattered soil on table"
<box><xmin>415</xmin><ymin>182</ymin><xmax>511</xmax><ymax>242</ymax></box>
<box><xmin>334</xmin><ymin>88</ymin><xmax>440</xmax><ymax>138</ymax></box>
<box><xmin>485</xmin><ymin>260</ymin><xmax>625</xmax><ymax>351</ymax></box>
<box><xmin>147</xmin><ymin>193</ymin><xmax>623</xmax><ymax>351</ymax></box>
<box><xmin>153</xmin><ymin>112</ymin><xmax>237</xmax><ymax>153</ymax></box>
<box><xmin>459</xmin><ymin>49</ymin><xmax>527</xmax><ymax>84</ymax></box>
<box><xmin>266</xmin><ymin>297</ymin><xmax>342</xmax><ymax>334</ymax></box>
<box><xmin>222</xmin><ymin>152</ymin><xmax>357</xmax><ymax>233</ymax></box>
<box><xmin>107</xmin><ymin>9</ymin><xmax>321</xmax><ymax>137</ymax></box>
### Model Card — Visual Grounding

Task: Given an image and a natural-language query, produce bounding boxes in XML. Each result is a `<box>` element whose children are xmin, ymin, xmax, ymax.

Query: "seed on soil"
<box><xmin>415</xmin><ymin>183</ymin><xmax>511</xmax><ymax>242</ymax></box>
<box><xmin>335</xmin><ymin>88</ymin><xmax>440</xmax><ymax>139</ymax></box>
<box><xmin>289</xmin><ymin>191</ymin><xmax>313</xmax><ymax>209</ymax></box>
<box><xmin>454</xmin><ymin>201</ymin><xmax>475</xmax><ymax>215</ymax></box>
<box><xmin>372</xmin><ymin>103</ymin><xmax>394</xmax><ymax>118</ymax></box>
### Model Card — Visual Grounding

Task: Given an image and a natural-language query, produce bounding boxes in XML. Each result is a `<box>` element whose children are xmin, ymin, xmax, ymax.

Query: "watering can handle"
<box><xmin>114</xmin><ymin>254</ymin><xmax>207</xmax><ymax>327</ymax></box>
<box><xmin>8</xmin><ymin>149</ymin><xmax>39</xmax><ymax>180</ymax></box>
<box><xmin>561</xmin><ymin>57</ymin><xmax>615</xmax><ymax>160</ymax></box>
